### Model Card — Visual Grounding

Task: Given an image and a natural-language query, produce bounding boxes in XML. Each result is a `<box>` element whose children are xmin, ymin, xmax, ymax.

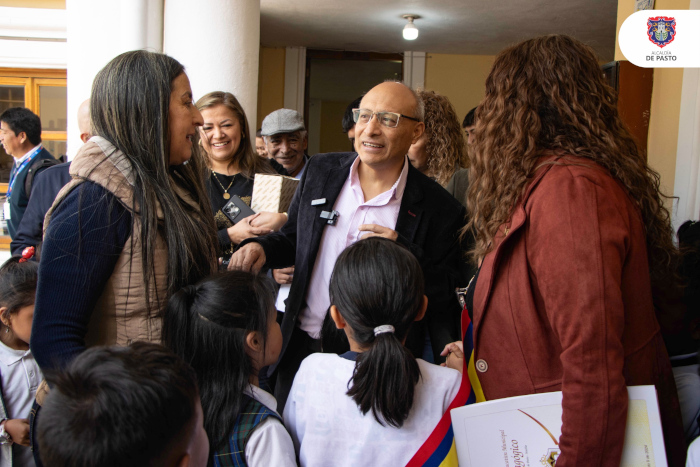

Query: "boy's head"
<box><xmin>38</xmin><ymin>342</ymin><xmax>209</xmax><ymax>467</ymax></box>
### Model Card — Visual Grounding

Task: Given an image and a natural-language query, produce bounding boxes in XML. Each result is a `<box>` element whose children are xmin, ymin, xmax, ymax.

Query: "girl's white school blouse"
<box><xmin>242</xmin><ymin>385</ymin><xmax>297</xmax><ymax>466</ymax></box>
<box><xmin>0</xmin><ymin>341</ymin><xmax>42</xmax><ymax>467</ymax></box>
<box><xmin>284</xmin><ymin>353</ymin><xmax>461</xmax><ymax>467</ymax></box>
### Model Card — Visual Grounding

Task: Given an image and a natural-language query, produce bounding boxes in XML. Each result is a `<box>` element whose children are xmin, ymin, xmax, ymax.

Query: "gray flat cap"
<box><xmin>261</xmin><ymin>109</ymin><xmax>305</xmax><ymax>136</ymax></box>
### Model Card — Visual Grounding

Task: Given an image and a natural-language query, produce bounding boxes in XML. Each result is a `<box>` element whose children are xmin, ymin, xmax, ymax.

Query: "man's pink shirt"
<box><xmin>298</xmin><ymin>155</ymin><xmax>409</xmax><ymax>338</ymax></box>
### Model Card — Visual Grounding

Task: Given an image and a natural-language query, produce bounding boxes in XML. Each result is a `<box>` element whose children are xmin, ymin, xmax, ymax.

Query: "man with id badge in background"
<box><xmin>0</xmin><ymin>108</ymin><xmax>56</xmax><ymax>239</ymax></box>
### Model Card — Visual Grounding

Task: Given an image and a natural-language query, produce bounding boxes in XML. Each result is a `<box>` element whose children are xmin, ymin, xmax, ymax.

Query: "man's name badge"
<box><xmin>311</xmin><ymin>198</ymin><xmax>326</xmax><ymax>206</ymax></box>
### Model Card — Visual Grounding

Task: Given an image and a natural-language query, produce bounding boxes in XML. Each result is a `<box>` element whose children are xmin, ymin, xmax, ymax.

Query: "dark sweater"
<box><xmin>206</xmin><ymin>159</ymin><xmax>287</xmax><ymax>257</ymax></box>
<box><xmin>11</xmin><ymin>162</ymin><xmax>72</xmax><ymax>255</ymax></box>
<box><xmin>7</xmin><ymin>147</ymin><xmax>56</xmax><ymax>238</ymax></box>
<box><xmin>31</xmin><ymin>181</ymin><xmax>131</xmax><ymax>371</ymax></box>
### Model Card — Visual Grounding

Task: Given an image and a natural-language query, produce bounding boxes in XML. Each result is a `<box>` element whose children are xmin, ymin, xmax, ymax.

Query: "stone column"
<box><xmin>163</xmin><ymin>0</ymin><xmax>261</xmax><ymax>130</ymax></box>
<box><xmin>66</xmin><ymin>0</ymin><xmax>163</xmax><ymax>158</ymax></box>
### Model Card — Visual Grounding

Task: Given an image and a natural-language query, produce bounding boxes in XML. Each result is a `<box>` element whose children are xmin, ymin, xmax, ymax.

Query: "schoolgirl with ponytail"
<box><xmin>284</xmin><ymin>237</ymin><xmax>461</xmax><ymax>466</ymax></box>
<box><xmin>161</xmin><ymin>271</ymin><xmax>295</xmax><ymax>467</ymax></box>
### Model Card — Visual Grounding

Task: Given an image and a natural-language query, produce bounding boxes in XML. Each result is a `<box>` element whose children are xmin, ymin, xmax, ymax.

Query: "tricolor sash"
<box><xmin>405</xmin><ymin>287</ymin><xmax>485</xmax><ymax>467</ymax></box>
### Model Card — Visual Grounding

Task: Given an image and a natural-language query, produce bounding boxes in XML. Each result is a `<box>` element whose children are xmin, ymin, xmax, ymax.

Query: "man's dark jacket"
<box><xmin>6</xmin><ymin>147</ymin><xmax>56</xmax><ymax>239</ymax></box>
<box><xmin>11</xmin><ymin>162</ymin><xmax>71</xmax><ymax>255</ymax></box>
<box><xmin>245</xmin><ymin>152</ymin><xmax>470</xmax><ymax>372</ymax></box>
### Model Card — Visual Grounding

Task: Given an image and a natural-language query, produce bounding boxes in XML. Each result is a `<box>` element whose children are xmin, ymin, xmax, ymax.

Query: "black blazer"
<box><xmin>246</xmin><ymin>152</ymin><xmax>469</xmax><ymax>367</ymax></box>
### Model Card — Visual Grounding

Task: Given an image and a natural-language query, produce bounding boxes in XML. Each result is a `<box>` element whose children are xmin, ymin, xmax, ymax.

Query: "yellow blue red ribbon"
<box><xmin>405</xmin><ymin>300</ymin><xmax>484</xmax><ymax>467</ymax></box>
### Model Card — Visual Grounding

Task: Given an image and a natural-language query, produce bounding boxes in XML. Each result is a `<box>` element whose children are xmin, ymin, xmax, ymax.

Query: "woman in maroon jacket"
<box><xmin>452</xmin><ymin>35</ymin><xmax>685</xmax><ymax>466</ymax></box>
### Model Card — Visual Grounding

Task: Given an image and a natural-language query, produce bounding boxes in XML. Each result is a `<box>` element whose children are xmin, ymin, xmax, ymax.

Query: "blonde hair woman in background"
<box><xmin>407</xmin><ymin>90</ymin><xmax>467</xmax><ymax>188</ymax></box>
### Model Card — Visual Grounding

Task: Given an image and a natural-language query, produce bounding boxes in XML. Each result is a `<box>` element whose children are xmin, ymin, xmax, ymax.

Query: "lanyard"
<box><xmin>7</xmin><ymin>146</ymin><xmax>42</xmax><ymax>198</ymax></box>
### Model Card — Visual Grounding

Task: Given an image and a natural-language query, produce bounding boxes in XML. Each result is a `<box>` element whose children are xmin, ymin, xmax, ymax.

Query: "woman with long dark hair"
<box><xmin>447</xmin><ymin>35</ymin><xmax>685</xmax><ymax>465</ymax></box>
<box><xmin>31</xmin><ymin>50</ymin><xmax>218</xmax><ymax>370</ymax></box>
<box><xmin>196</xmin><ymin>92</ymin><xmax>288</xmax><ymax>261</ymax></box>
<box><xmin>162</xmin><ymin>271</ymin><xmax>295</xmax><ymax>466</ymax></box>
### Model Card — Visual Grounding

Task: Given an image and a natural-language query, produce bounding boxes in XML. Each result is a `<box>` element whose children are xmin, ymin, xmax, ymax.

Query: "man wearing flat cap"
<box><xmin>261</xmin><ymin>109</ymin><xmax>308</xmax><ymax>178</ymax></box>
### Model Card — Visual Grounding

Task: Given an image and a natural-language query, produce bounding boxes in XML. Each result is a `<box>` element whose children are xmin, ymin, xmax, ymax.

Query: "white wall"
<box><xmin>0</xmin><ymin>7</ymin><xmax>66</xmax><ymax>68</ymax></box>
<box><xmin>66</xmin><ymin>0</ymin><xmax>163</xmax><ymax>158</ymax></box>
<box><xmin>672</xmin><ymin>0</ymin><xmax>700</xmax><ymax>230</ymax></box>
<box><xmin>164</xmin><ymin>0</ymin><xmax>261</xmax><ymax>130</ymax></box>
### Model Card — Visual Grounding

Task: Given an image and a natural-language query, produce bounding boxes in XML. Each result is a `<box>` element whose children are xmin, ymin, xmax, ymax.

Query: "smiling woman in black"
<box><xmin>196</xmin><ymin>92</ymin><xmax>288</xmax><ymax>261</ymax></box>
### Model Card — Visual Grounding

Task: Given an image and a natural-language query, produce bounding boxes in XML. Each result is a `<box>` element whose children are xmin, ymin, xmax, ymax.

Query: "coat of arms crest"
<box><xmin>647</xmin><ymin>16</ymin><xmax>676</xmax><ymax>48</ymax></box>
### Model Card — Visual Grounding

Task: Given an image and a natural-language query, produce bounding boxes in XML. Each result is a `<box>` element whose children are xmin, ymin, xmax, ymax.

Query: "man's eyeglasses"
<box><xmin>352</xmin><ymin>109</ymin><xmax>420</xmax><ymax>129</ymax></box>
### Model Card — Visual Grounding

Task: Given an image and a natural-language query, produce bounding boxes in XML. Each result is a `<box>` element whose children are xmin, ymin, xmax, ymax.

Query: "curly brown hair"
<box><xmin>465</xmin><ymin>34</ymin><xmax>678</xmax><ymax>286</ymax></box>
<box><xmin>417</xmin><ymin>90</ymin><xmax>467</xmax><ymax>186</ymax></box>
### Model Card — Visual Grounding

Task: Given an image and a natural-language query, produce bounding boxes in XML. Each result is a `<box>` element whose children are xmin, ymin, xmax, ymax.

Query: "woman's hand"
<box><xmin>249</xmin><ymin>212</ymin><xmax>288</xmax><ymax>232</ymax></box>
<box><xmin>227</xmin><ymin>214</ymin><xmax>272</xmax><ymax>244</ymax></box>
<box><xmin>273</xmin><ymin>266</ymin><xmax>295</xmax><ymax>285</ymax></box>
<box><xmin>4</xmin><ymin>419</ymin><xmax>30</xmax><ymax>446</ymax></box>
<box><xmin>440</xmin><ymin>341</ymin><xmax>465</xmax><ymax>373</ymax></box>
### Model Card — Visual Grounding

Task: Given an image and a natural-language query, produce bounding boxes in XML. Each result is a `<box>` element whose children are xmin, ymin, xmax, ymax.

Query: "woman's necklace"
<box><xmin>212</xmin><ymin>171</ymin><xmax>235</xmax><ymax>199</ymax></box>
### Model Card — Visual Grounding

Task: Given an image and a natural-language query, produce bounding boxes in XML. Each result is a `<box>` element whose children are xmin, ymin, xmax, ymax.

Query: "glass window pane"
<box><xmin>0</xmin><ymin>148</ymin><xmax>11</xmax><ymax>183</ymax></box>
<box><xmin>0</xmin><ymin>83</ymin><xmax>23</xmax><ymax>232</ymax></box>
<box><xmin>43</xmin><ymin>140</ymin><xmax>66</xmax><ymax>161</ymax></box>
<box><xmin>0</xmin><ymin>85</ymin><xmax>25</xmax><ymax>114</ymax></box>
<box><xmin>0</xmin><ymin>84</ymin><xmax>22</xmax><ymax>181</ymax></box>
<box><xmin>39</xmin><ymin>86</ymin><xmax>67</xmax><ymax>132</ymax></box>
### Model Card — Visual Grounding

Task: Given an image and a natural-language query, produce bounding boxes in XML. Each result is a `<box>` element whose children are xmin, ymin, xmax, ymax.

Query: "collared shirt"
<box><xmin>295</xmin><ymin>154</ymin><xmax>309</xmax><ymax>180</ymax></box>
<box><xmin>8</xmin><ymin>144</ymin><xmax>43</xmax><ymax>194</ymax></box>
<box><xmin>0</xmin><ymin>341</ymin><xmax>42</xmax><ymax>467</ymax></box>
<box><xmin>13</xmin><ymin>144</ymin><xmax>42</xmax><ymax>166</ymax></box>
<box><xmin>298</xmin><ymin>155</ymin><xmax>409</xmax><ymax>338</ymax></box>
<box><xmin>242</xmin><ymin>385</ymin><xmax>296</xmax><ymax>466</ymax></box>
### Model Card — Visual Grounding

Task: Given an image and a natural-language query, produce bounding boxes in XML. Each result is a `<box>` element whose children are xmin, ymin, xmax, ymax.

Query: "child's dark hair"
<box><xmin>342</xmin><ymin>96</ymin><xmax>363</xmax><ymax>133</ymax></box>
<box><xmin>0</xmin><ymin>256</ymin><xmax>39</xmax><ymax>323</ymax></box>
<box><xmin>37</xmin><ymin>342</ymin><xmax>199</xmax><ymax>467</ymax></box>
<box><xmin>462</xmin><ymin>106</ymin><xmax>477</xmax><ymax>128</ymax></box>
<box><xmin>162</xmin><ymin>270</ymin><xmax>275</xmax><ymax>454</ymax></box>
<box><xmin>329</xmin><ymin>237</ymin><xmax>424</xmax><ymax>428</ymax></box>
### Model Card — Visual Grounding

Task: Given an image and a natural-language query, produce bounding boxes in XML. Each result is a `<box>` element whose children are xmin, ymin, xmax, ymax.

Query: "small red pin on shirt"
<box><xmin>19</xmin><ymin>246</ymin><xmax>35</xmax><ymax>263</ymax></box>
<box><xmin>408</xmin><ymin>210</ymin><xmax>416</xmax><ymax>217</ymax></box>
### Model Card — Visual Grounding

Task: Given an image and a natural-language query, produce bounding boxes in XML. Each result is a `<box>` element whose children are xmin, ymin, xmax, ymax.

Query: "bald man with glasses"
<box><xmin>230</xmin><ymin>81</ymin><xmax>468</xmax><ymax>410</ymax></box>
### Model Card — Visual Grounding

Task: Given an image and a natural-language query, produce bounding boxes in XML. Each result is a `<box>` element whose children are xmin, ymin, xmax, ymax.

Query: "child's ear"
<box><xmin>245</xmin><ymin>331</ymin><xmax>264</xmax><ymax>354</ymax></box>
<box><xmin>414</xmin><ymin>296</ymin><xmax>428</xmax><ymax>322</ymax></box>
<box><xmin>330</xmin><ymin>305</ymin><xmax>346</xmax><ymax>329</ymax></box>
<box><xmin>0</xmin><ymin>307</ymin><xmax>9</xmax><ymax>328</ymax></box>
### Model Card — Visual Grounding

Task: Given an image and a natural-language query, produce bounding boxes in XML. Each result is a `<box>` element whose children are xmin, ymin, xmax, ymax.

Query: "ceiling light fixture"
<box><xmin>402</xmin><ymin>14</ymin><xmax>420</xmax><ymax>41</ymax></box>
